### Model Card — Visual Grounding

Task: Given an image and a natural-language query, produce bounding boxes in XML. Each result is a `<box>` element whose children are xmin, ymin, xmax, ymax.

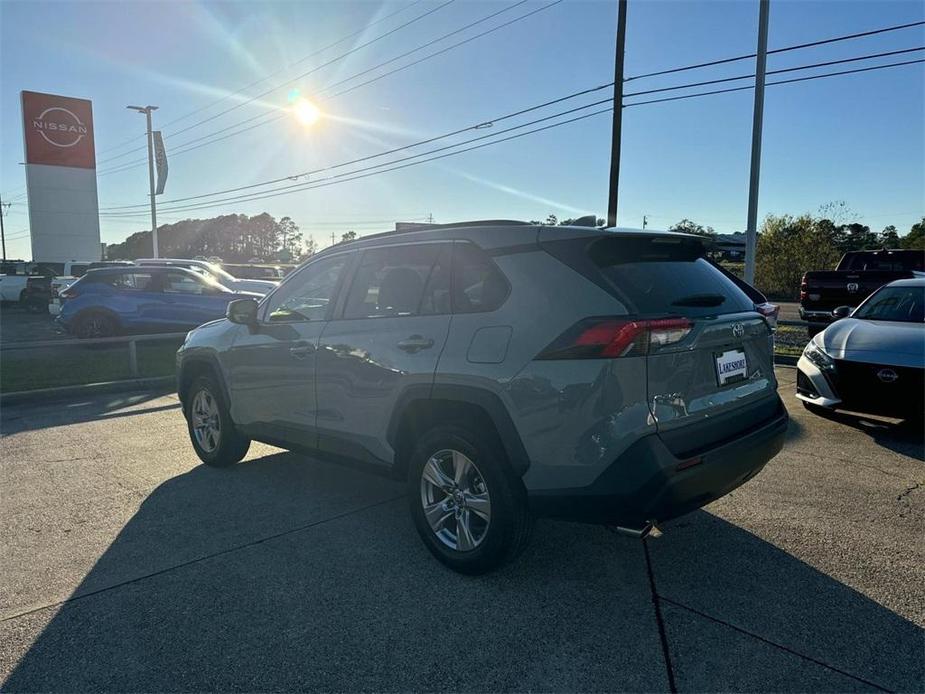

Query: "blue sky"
<box><xmin>1</xmin><ymin>0</ymin><xmax>923</xmax><ymax>259</ymax></box>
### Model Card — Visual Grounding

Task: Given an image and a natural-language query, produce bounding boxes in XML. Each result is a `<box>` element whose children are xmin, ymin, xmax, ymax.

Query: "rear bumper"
<box><xmin>799</xmin><ymin>308</ymin><xmax>834</xmax><ymax>324</ymax></box>
<box><xmin>528</xmin><ymin>397</ymin><xmax>788</xmax><ymax>525</ymax></box>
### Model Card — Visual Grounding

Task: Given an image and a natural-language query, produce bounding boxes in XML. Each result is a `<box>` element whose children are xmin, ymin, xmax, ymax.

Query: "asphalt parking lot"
<box><xmin>1</xmin><ymin>367</ymin><xmax>922</xmax><ymax>692</ymax></box>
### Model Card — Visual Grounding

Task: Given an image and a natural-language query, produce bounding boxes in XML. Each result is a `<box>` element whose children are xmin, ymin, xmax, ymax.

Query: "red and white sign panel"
<box><xmin>21</xmin><ymin>91</ymin><xmax>96</xmax><ymax>169</ymax></box>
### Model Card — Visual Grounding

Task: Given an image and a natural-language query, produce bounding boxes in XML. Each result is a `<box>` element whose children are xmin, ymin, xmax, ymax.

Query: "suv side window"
<box><xmin>163</xmin><ymin>271</ymin><xmax>209</xmax><ymax>295</ymax></box>
<box><xmin>105</xmin><ymin>272</ymin><xmax>155</xmax><ymax>291</ymax></box>
<box><xmin>266</xmin><ymin>254</ymin><xmax>348</xmax><ymax>322</ymax></box>
<box><xmin>452</xmin><ymin>242</ymin><xmax>510</xmax><ymax>313</ymax></box>
<box><xmin>343</xmin><ymin>244</ymin><xmax>445</xmax><ymax>319</ymax></box>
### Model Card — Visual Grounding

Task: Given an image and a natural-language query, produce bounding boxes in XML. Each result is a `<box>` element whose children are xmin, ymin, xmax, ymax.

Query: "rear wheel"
<box><xmin>408</xmin><ymin>424</ymin><xmax>533</xmax><ymax>574</ymax></box>
<box><xmin>74</xmin><ymin>311</ymin><xmax>118</xmax><ymax>338</ymax></box>
<box><xmin>185</xmin><ymin>375</ymin><xmax>250</xmax><ymax>467</ymax></box>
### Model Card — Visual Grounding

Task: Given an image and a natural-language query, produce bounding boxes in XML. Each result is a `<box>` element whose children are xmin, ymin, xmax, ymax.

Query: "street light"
<box><xmin>127</xmin><ymin>105</ymin><xmax>159</xmax><ymax>257</ymax></box>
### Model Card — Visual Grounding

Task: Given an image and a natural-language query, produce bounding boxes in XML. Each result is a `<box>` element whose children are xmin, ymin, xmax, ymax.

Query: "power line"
<box><xmin>95</xmin><ymin>0</ymin><xmax>564</xmax><ymax>177</ymax></box>
<box><xmin>106</xmin><ymin>54</ymin><xmax>924</xmax><ymax>218</ymax></box>
<box><xmin>100</xmin><ymin>80</ymin><xmax>614</xmax><ymax>210</ymax></box>
<box><xmin>105</xmin><ymin>106</ymin><xmax>615</xmax><ymax>218</ymax></box>
<box><xmin>623</xmin><ymin>46</ymin><xmax>924</xmax><ymax>99</ymax></box>
<box><xmin>102</xmin><ymin>98</ymin><xmax>614</xmax><ymax>216</ymax></box>
<box><xmin>625</xmin><ymin>19</ymin><xmax>925</xmax><ymax>82</ymax></box>
<box><xmin>624</xmin><ymin>56</ymin><xmax>924</xmax><ymax>108</ymax></box>
<box><xmin>100</xmin><ymin>43</ymin><xmax>923</xmax><ymax>211</ymax></box>
<box><xmin>95</xmin><ymin>0</ymin><xmax>456</xmax><ymax>166</ymax></box>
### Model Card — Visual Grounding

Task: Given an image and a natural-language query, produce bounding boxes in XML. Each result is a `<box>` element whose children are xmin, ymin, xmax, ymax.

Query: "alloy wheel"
<box><xmin>191</xmin><ymin>389</ymin><xmax>221</xmax><ymax>453</ymax></box>
<box><xmin>420</xmin><ymin>449</ymin><xmax>492</xmax><ymax>552</ymax></box>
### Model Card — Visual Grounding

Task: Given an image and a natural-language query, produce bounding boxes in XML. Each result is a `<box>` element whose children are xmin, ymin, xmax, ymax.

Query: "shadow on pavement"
<box><xmin>2</xmin><ymin>449</ymin><xmax>921</xmax><ymax>692</ymax></box>
<box><xmin>651</xmin><ymin>511</ymin><xmax>923</xmax><ymax>692</ymax></box>
<box><xmin>0</xmin><ymin>390</ymin><xmax>178</xmax><ymax>436</ymax></box>
<box><xmin>802</xmin><ymin>406</ymin><xmax>925</xmax><ymax>461</ymax></box>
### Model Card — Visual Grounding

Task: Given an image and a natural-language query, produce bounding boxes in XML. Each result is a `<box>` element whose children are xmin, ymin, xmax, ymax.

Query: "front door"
<box><xmin>226</xmin><ymin>252</ymin><xmax>351</xmax><ymax>446</ymax></box>
<box><xmin>316</xmin><ymin>242</ymin><xmax>452</xmax><ymax>467</ymax></box>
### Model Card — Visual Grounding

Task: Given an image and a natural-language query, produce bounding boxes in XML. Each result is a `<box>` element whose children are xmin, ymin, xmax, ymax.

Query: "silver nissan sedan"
<box><xmin>796</xmin><ymin>277</ymin><xmax>924</xmax><ymax>421</ymax></box>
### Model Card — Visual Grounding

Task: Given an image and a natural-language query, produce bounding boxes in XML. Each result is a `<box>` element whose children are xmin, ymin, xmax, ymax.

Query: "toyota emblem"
<box><xmin>847</xmin><ymin>282</ymin><xmax>860</xmax><ymax>293</ymax></box>
<box><xmin>877</xmin><ymin>368</ymin><xmax>899</xmax><ymax>383</ymax></box>
<box><xmin>732</xmin><ymin>323</ymin><xmax>745</xmax><ymax>338</ymax></box>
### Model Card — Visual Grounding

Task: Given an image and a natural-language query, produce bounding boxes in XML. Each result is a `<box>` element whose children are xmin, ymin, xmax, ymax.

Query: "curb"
<box><xmin>1</xmin><ymin>376</ymin><xmax>175</xmax><ymax>407</ymax></box>
<box><xmin>773</xmin><ymin>354</ymin><xmax>799</xmax><ymax>366</ymax></box>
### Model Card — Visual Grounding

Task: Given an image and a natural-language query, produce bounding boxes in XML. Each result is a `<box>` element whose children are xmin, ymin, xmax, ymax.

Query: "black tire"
<box><xmin>74</xmin><ymin>311</ymin><xmax>118</xmax><ymax>338</ymax></box>
<box><xmin>184</xmin><ymin>375</ymin><xmax>250</xmax><ymax>467</ymax></box>
<box><xmin>407</xmin><ymin>423</ymin><xmax>533</xmax><ymax>575</ymax></box>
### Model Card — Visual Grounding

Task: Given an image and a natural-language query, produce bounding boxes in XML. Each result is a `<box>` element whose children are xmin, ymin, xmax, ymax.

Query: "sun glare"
<box><xmin>293</xmin><ymin>98</ymin><xmax>321</xmax><ymax>127</ymax></box>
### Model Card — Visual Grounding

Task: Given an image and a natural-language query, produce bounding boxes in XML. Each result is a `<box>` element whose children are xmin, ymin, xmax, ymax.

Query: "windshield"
<box><xmin>853</xmin><ymin>285</ymin><xmax>924</xmax><ymax>323</ymax></box>
<box><xmin>203</xmin><ymin>262</ymin><xmax>237</xmax><ymax>283</ymax></box>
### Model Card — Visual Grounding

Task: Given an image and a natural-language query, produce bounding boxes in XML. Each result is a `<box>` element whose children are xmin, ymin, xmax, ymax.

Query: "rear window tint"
<box><xmin>842</xmin><ymin>251</ymin><xmax>924</xmax><ymax>272</ymax></box>
<box><xmin>589</xmin><ymin>236</ymin><xmax>753</xmax><ymax>317</ymax></box>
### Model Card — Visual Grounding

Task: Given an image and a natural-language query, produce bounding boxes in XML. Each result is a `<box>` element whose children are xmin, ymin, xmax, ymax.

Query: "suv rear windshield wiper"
<box><xmin>671</xmin><ymin>293</ymin><xmax>726</xmax><ymax>307</ymax></box>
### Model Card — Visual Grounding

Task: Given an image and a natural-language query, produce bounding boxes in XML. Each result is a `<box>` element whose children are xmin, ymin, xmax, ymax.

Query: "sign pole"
<box><xmin>606</xmin><ymin>0</ymin><xmax>628</xmax><ymax>228</ymax></box>
<box><xmin>0</xmin><ymin>195</ymin><xmax>7</xmax><ymax>261</ymax></box>
<box><xmin>144</xmin><ymin>109</ymin><xmax>159</xmax><ymax>258</ymax></box>
<box><xmin>745</xmin><ymin>0</ymin><xmax>770</xmax><ymax>284</ymax></box>
<box><xmin>128</xmin><ymin>105</ymin><xmax>159</xmax><ymax>258</ymax></box>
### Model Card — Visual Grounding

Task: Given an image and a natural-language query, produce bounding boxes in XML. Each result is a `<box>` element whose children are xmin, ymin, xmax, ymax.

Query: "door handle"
<box><xmin>397</xmin><ymin>335</ymin><xmax>434</xmax><ymax>353</ymax></box>
<box><xmin>289</xmin><ymin>342</ymin><xmax>315</xmax><ymax>359</ymax></box>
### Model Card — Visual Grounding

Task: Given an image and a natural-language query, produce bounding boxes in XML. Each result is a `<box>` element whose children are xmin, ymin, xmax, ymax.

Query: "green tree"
<box><xmin>668</xmin><ymin>219</ymin><xmax>715</xmax><ymax>236</ymax></box>
<box><xmin>339</xmin><ymin>230</ymin><xmax>357</xmax><ymax>244</ymax></box>
<box><xmin>754</xmin><ymin>214</ymin><xmax>841</xmax><ymax>300</ymax></box>
<box><xmin>901</xmin><ymin>217</ymin><xmax>925</xmax><ymax>250</ymax></box>
<box><xmin>879</xmin><ymin>225</ymin><xmax>900</xmax><ymax>248</ymax></box>
<box><xmin>277</xmin><ymin>216</ymin><xmax>302</xmax><ymax>260</ymax></box>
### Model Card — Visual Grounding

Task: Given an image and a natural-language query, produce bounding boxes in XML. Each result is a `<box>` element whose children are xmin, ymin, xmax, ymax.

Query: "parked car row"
<box><xmin>56</xmin><ymin>266</ymin><xmax>265</xmax><ymax>338</ymax></box>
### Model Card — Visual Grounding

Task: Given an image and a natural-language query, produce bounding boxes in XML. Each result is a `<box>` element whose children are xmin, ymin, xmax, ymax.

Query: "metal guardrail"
<box><xmin>0</xmin><ymin>331</ymin><xmax>187</xmax><ymax>378</ymax></box>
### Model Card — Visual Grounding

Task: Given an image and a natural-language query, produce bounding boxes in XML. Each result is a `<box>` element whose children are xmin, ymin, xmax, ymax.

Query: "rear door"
<box><xmin>158</xmin><ymin>270</ymin><xmax>231</xmax><ymax>329</ymax></box>
<box><xmin>315</xmin><ymin>242</ymin><xmax>452</xmax><ymax>466</ymax></box>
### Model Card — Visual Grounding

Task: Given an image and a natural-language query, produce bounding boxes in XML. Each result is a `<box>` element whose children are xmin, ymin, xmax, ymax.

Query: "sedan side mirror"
<box><xmin>832</xmin><ymin>305</ymin><xmax>852</xmax><ymax>320</ymax></box>
<box><xmin>227</xmin><ymin>298</ymin><xmax>258</xmax><ymax>327</ymax></box>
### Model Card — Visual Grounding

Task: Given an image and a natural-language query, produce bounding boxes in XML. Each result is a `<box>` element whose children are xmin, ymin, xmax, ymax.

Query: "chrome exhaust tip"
<box><xmin>613</xmin><ymin>521</ymin><xmax>657</xmax><ymax>539</ymax></box>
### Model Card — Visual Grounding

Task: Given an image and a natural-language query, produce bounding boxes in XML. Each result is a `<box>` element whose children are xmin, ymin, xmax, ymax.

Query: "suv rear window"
<box><xmin>547</xmin><ymin>234</ymin><xmax>754</xmax><ymax>318</ymax></box>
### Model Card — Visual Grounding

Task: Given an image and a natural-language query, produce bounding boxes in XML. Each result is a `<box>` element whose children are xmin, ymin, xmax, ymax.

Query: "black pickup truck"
<box><xmin>800</xmin><ymin>249</ymin><xmax>924</xmax><ymax>333</ymax></box>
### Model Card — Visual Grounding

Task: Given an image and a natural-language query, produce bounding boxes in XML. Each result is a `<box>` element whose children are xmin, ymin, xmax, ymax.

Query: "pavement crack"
<box><xmin>896</xmin><ymin>481</ymin><xmax>922</xmax><ymax>501</ymax></box>
<box><xmin>657</xmin><ymin>596</ymin><xmax>892</xmax><ymax>692</ymax></box>
<box><xmin>641</xmin><ymin>538</ymin><xmax>678</xmax><ymax>694</ymax></box>
<box><xmin>0</xmin><ymin>494</ymin><xmax>405</xmax><ymax>624</ymax></box>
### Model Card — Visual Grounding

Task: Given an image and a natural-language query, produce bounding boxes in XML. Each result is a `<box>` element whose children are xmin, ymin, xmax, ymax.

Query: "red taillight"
<box><xmin>537</xmin><ymin>317</ymin><xmax>692</xmax><ymax>360</ymax></box>
<box><xmin>755</xmin><ymin>302</ymin><xmax>779</xmax><ymax>330</ymax></box>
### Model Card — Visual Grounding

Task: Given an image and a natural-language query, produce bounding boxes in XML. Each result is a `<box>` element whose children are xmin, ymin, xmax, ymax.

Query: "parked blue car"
<box><xmin>57</xmin><ymin>266</ymin><xmax>261</xmax><ymax>338</ymax></box>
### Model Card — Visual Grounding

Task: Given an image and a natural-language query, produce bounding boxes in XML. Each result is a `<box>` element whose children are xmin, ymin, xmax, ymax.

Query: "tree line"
<box><xmin>105</xmin><ymin>213</ymin><xmax>315</xmax><ymax>263</ymax></box>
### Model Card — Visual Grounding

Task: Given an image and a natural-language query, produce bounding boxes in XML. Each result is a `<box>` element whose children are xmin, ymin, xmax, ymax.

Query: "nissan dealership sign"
<box><xmin>21</xmin><ymin>90</ymin><xmax>100</xmax><ymax>262</ymax></box>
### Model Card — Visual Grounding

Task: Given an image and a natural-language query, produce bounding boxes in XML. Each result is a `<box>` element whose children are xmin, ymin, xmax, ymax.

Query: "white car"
<box><xmin>796</xmin><ymin>277</ymin><xmax>924</xmax><ymax>421</ymax></box>
<box><xmin>135</xmin><ymin>258</ymin><xmax>278</xmax><ymax>295</ymax></box>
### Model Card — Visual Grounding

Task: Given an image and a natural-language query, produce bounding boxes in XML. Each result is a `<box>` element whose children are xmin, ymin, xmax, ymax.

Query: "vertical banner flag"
<box><xmin>153</xmin><ymin>131</ymin><xmax>168</xmax><ymax>195</ymax></box>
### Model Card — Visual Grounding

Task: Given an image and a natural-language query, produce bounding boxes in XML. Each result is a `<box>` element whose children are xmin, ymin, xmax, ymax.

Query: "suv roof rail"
<box><xmin>338</xmin><ymin>220</ymin><xmax>533</xmax><ymax>246</ymax></box>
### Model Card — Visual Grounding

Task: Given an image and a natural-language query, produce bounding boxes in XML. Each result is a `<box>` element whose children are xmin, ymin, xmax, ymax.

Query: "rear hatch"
<box><xmin>541</xmin><ymin>232</ymin><xmax>779</xmax><ymax>457</ymax></box>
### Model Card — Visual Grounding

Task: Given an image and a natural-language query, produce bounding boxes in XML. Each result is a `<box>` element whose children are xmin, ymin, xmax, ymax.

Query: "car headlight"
<box><xmin>803</xmin><ymin>339</ymin><xmax>834</xmax><ymax>371</ymax></box>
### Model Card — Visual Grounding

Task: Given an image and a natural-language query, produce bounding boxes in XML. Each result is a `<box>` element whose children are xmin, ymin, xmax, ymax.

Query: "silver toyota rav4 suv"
<box><xmin>177</xmin><ymin>221</ymin><xmax>788</xmax><ymax>573</ymax></box>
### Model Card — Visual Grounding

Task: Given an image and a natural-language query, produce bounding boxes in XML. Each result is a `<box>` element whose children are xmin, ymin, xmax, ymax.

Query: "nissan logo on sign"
<box><xmin>32</xmin><ymin>107</ymin><xmax>88</xmax><ymax>148</ymax></box>
<box><xmin>21</xmin><ymin>91</ymin><xmax>96</xmax><ymax>169</ymax></box>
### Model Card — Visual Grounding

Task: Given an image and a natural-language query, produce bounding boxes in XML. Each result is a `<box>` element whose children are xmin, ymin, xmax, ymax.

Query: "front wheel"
<box><xmin>185</xmin><ymin>375</ymin><xmax>250</xmax><ymax>467</ymax></box>
<box><xmin>408</xmin><ymin>424</ymin><xmax>533</xmax><ymax>574</ymax></box>
<box><xmin>74</xmin><ymin>311</ymin><xmax>118</xmax><ymax>338</ymax></box>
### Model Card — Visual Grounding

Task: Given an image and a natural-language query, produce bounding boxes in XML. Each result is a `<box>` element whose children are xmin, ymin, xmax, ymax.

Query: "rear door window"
<box><xmin>564</xmin><ymin>235</ymin><xmax>753</xmax><ymax>318</ymax></box>
<box><xmin>104</xmin><ymin>272</ymin><xmax>156</xmax><ymax>291</ymax></box>
<box><xmin>343</xmin><ymin>244</ymin><xmax>444</xmax><ymax>319</ymax></box>
<box><xmin>452</xmin><ymin>242</ymin><xmax>510</xmax><ymax>313</ymax></box>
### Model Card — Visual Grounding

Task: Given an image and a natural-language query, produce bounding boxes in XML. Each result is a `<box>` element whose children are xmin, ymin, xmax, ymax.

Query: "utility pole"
<box><xmin>0</xmin><ymin>195</ymin><xmax>8</xmax><ymax>261</ymax></box>
<box><xmin>606</xmin><ymin>0</ymin><xmax>628</xmax><ymax>228</ymax></box>
<box><xmin>642</xmin><ymin>214</ymin><xmax>647</xmax><ymax>230</ymax></box>
<box><xmin>127</xmin><ymin>105</ymin><xmax>159</xmax><ymax>258</ymax></box>
<box><xmin>331</xmin><ymin>232</ymin><xmax>336</xmax><ymax>247</ymax></box>
<box><xmin>745</xmin><ymin>0</ymin><xmax>770</xmax><ymax>285</ymax></box>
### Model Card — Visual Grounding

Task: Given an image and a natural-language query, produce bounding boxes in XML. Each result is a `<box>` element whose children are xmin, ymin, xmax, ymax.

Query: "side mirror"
<box><xmin>227</xmin><ymin>298</ymin><xmax>258</xmax><ymax>327</ymax></box>
<box><xmin>832</xmin><ymin>305</ymin><xmax>852</xmax><ymax>320</ymax></box>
